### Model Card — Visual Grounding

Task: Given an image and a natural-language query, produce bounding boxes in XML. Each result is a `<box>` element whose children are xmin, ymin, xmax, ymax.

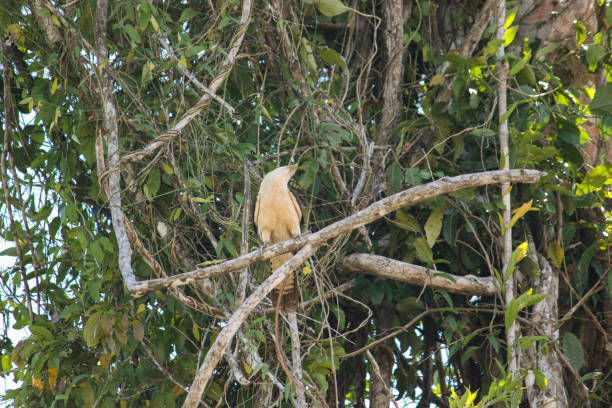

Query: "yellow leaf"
<box><xmin>136</xmin><ymin>303</ymin><xmax>146</xmax><ymax>319</ymax></box>
<box><xmin>179</xmin><ymin>57</ymin><xmax>188</xmax><ymax>68</ymax></box>
<box><xmin>32</xmin><ymin>375</ymin><xmax>44</xmax><ymax>391</ymax></box>
<box><xmin>503</xmin><ymin>184</ymin><xmax>513</xmax><ymax>195</ymax></box>
<box><xmin>516</xmin><ymin>241</ymin><xmax>528</xmax><ymax>263</ymax></box>
<box><xmin>47</xmin><ymin>368</ymin><xmax>58</xmax><ymax>392</ymax></box>
<box><xmin>242</xmin><ymin>361</ymin><xmax>252</xmax><ymax>375</ymax></box>
<box><xmin>99</xmin><ymin>352</ymin><xmax>112</xmax><ymax>369</ymax></box>
<box><xmin>192</xmin><ymin>322</ymin><xmax>200</xmax><ymax>341</ymax></box>
<box><xmin>547</xmin><ymin>242</ymin><xmax>564</xmax><ymax>267</ymax></box>
<box><xmin>161</xmin><ymin>161</ymin><xmax>174</xmax><ymax>175</ymax></box>
<box><xmin>171</xmin><ymin>384</ymin><xmax>184</xmax><ymax>396</ymax></box>
<box><xmin>302</xmin><ymin>264</ymin><xmax>311</xmax><ymax>276</ymax></box>
<box><xmin>51</xmin><ymin>78</ymin><xmax>58</xmax><ymax>95</ymax></box>
<box><xmin>507</xmin><ymin>200</ymin><xmax>535</xmax><ymax>231</ymax></box>
<box><xmin>150</xmin><ymin>16</ymin><xmax>160</xmax><ymax>32</ymax></box>
<box><xmin>429</xmin><ymin>74</ymin><xmax>443</xmax><ymax>87</ymax></box>
<box><xmin>51</xmin><ymin>15</ymin><xmax>61</xmax><ymax>27</ymax></box>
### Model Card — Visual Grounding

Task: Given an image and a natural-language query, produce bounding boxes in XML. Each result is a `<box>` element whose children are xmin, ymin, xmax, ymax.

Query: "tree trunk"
<box><xmin>370</xmin><ymin>307</ymin><xmax>394</xmax><ymax>408</ymax></box>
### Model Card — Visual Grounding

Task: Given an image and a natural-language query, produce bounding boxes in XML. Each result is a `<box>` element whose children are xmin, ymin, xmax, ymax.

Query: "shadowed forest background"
<box><xmin>0</xmin><ymin>0</ymin><xmax>611</xmax><ymax>407</ymax></box>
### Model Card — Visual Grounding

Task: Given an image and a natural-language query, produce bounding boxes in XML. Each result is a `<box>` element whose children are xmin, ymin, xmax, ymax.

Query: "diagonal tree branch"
<box><xmin>182</xmin><ymin>244</ymin><xmax>316</xmax><ymax>408</ymax></box>
<box><xmin>129</xmin><ymin>169</ymin><xmax>546</xmax><ymax>297</ymax></box>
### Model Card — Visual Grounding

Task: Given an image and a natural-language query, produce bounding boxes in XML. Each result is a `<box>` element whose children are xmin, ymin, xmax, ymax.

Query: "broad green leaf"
<box><xmin>132</xmin><ymin>320</ymin><xmax>145</xmax><ymax>341</ymax></box>
<box><xmin>147</xmin><ymin>168</ymin><xmax>160</xmax><ymax>196</ymax></box>
<box><xmin>314</xmin><ymin>0</ymin><xmax>348</xmax><ymax>17</ymax></box>
<box><xmin>586</xmin><ymin>44</ymin><xmax>605</xmax><ymax>72</ymax></box>
<box><xmin>393</xmin><ymin>210</ymin><xmax>420</xmax><ymax>232</ymax></box>
<box><xmin>563</xmin><ymin>332</ymin><xmax>585</xmax><ymax>372</ymax></box>
<box><xmin>576</xmin><ymin>163</ymin><xmax>612</xmax><ymax>195</ymax></box>
<box><xmin>425</xmin><ymin>207</ymin><xmax>445</xmax><ymax>247</ymax></box>
<box><xmin>415</xmin><ymin>237</ymin><xmax>433</xmax><ymax>264</ymax></box>
<box><xmin>316</xmin><ymin>46</ymin><xmax>347</xmax><ymax>70</ymax></box>
<box><xmin>505</xmin><ymin>298</ymin><xmax>518</xmax><ymax>331</ymax></box>
<box><xmin>483</xmin><ymin>39</ymin><xmax>504</xmax><ymax>57</ymax></box>
<box><xmin>141</xmin><ymin>61</ymin><xmax>154</xmax><ymax>84</ymax></box>
<box><xmin>533</xmin><ymin>369</ymin><xmax>548</xmax><ymax>390</ymax></box>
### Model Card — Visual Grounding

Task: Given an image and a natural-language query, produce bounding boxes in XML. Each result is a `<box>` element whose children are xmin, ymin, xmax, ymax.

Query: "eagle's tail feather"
<box><xmin>270</xmin><ymin>253</ymin><xmax>298</xmax><ymax>312</ymax></box>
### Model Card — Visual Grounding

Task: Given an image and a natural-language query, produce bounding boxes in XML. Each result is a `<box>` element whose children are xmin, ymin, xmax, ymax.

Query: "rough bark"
<box><xmin>341</xmin><ymin>254</ymin><xmax>498</xmax><ymax>296</ymax></box>
<box><xmin>376</xmin><ymin>0</ymin><xmax>406</xmax><ymax>145</ymax></box>
<box><xmin>29</xmin><ymin>0</ymin><xmax>63</xmax><ymax>50</ymax></box>
<box><xmin>525</xmin><ymin>255</ymin><xmax>568</xmax><ymax>408</ymax></box>
<box><xmin>370</xmin><ymin>308</ymin><xmax>395</xmax><ymax>408</ymax></box>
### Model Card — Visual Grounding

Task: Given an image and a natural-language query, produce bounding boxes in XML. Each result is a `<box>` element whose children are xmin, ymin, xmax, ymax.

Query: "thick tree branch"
<box><xmin>341</xmin><ymin>254</ymin><xmax>498</xmax><ymax>296</ymax></box>
<box><xmin>129</xmin><ymin>169</ymin><xmax>545</xmax><ymax>297</ymax></box>
<box><xmin>181</xmin><ymin>244</ymin><xmax>316</xmax><ymax>408</ymax></box>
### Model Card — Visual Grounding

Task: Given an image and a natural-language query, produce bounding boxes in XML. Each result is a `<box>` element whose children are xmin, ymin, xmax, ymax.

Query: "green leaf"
<box><xmin>141</xmin><ymin>61</ymin><xmax>154</xmax><ymax>84</ymax></box>
<box><xmin>563</xmin><ymin>332</ymin><xmax>585</xmax><ymax>372</ymax></box>
<box><xmin>83</xmin><ymin>314</ymin><xmax>101</xmax><ymax>348</ymax></box>
<box><xmin>315</xmin><ymin>46</ymin><xmax>347</xmax><ymax>70</ymax></box>
<box><xmin>414</xmin><ymin>237</ymin><xmax>433</xmax><ymax>264</ymax></box>
<box><xmin>424</xmin><ymin>207</ymin><xmax>445</xmax><ymax>248</ymax></box>
<box><xmin>576</xmin><ymin>163</ymin><xmax>612</xmax><ymax>195</ymax></box>
<box><xmin>505</xmin><ymin>298</ymin><xmax>518</xmax><ymax>331</ymax></box>
<box><xmin>319</xmin><ymin>123</ymin><xmax>350</xmax><ymax>148</ymax></box>
<box><xmin>535</xmin><ymin>42</ymin><xmax>559</xmax><ymax>60</ymax></box>
<box><xmin>314</xmin><ymin>0</ymin><xmax>348</xmax><ymax>17</ymax></box>
<box><xmin>132</xmin><ymin>320</ymin><xmax>145</xmax><ymax>342</ymax></box>
<box><xmin>147</xmin><ymin>168</ymin><xmax>161</xmax><ymax>196</ymax></box>
<box><xmin>483</xmin><ymin>39</ymin><xmax>504</xmax><ymax>57</ymax></box>
<box><xmin>66</xmin><ymin>203</ymin><xmax>79</xmax><ymax>223</ymax></box>
<box><xmin>179</xmin><ymin>7</ymin><xmax>197</xmax><ymax>22</ymax></box>
<box><xmin>586</xmin><ymin>44</ymin><xmax>605</xmax><ymax>72</ymax></box>
<box><xmin>533</xmin><ymin>369</ymin><xmax>548</xmax><ymax>390</ymax></box>
<box><xmin>393</xmin><ymin>210</ymin><xmax>420</xmax><ymax>233</ymax></box>
<box><xmin>122</xmin><ymin>24</ymin><xmax>141</xmax><ymax>44</ymax></box>
<box><xmin>29</xmin><ymin>325</ymin><xmax>54</xmax><ymax>340</ymax></box>
<box><xmin>509</xmin><ymin>49</ymin><xmax>531</xmax><ymax>77</ymax></box>
<box><xmin>589</xmin><ymin>84</ymin><xmax>612</xmax><ymax>114</ymax></box>
<box><xmin>519</xmin><ymin>335</ymin><xmax>548</xmax><ymax>350</ymax></box>
<box><xmin>89</xmin><ymin>240</ymin><xmax>104</xmax><ymax>263</ymax></box>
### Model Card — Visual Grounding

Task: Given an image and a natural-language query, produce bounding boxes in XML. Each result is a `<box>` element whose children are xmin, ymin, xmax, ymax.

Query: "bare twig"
<box><xmin>129</xmin><ymin>170</ymin><xmax>546</xmax><ymax>297</ymax></box>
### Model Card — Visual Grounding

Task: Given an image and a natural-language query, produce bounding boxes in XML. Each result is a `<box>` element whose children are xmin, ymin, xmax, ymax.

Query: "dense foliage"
<box><xmin>0</xmin><ymin>0</ymin><xmax>610</xmax><ymax>407</ymax></box>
